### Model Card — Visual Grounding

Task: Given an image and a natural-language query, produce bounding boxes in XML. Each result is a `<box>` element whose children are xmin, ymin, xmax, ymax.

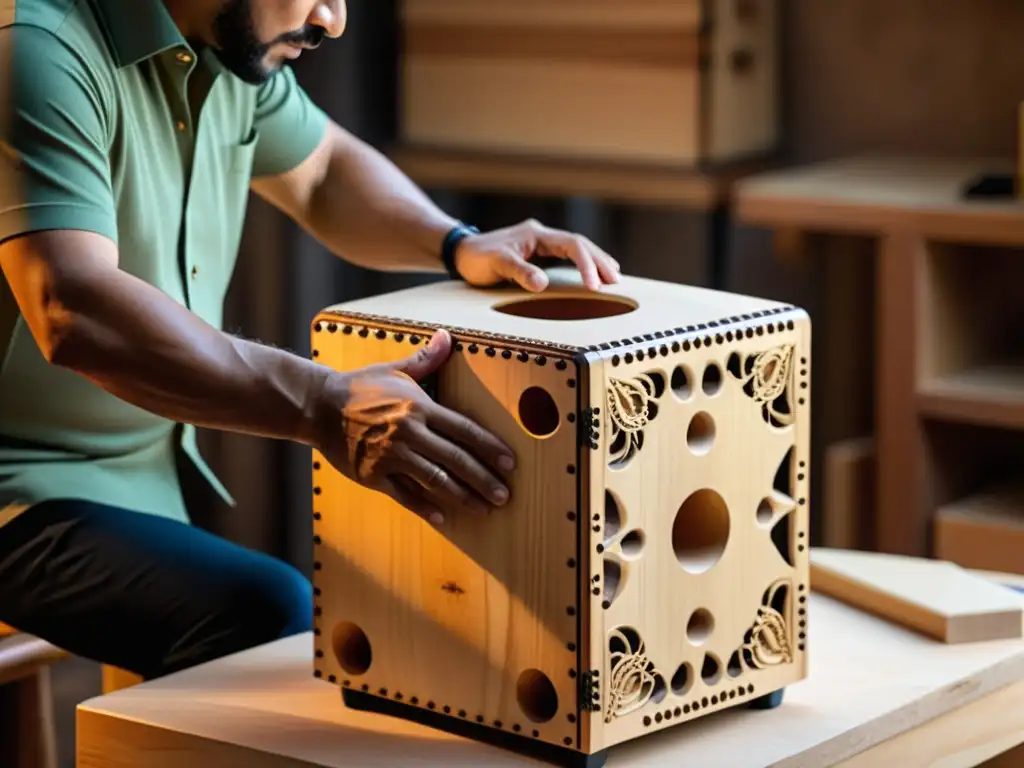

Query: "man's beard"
<box><xmin>211</xmin><ymin>0</ymin><xmax>325</xmax><ymax>85</ymax></box>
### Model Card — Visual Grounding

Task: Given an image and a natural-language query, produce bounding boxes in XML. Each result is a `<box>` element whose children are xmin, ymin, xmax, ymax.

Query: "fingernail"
<box><xmin>491</xmin><ymin>486</ymin><xmax>508</xmax><ymax>505</ymax></box>
<box><xmin>429</xmin><ymin>512</ymin><xmax>444</xmax><ymax>526</ymax></box>
<box><xmin>498</xmin><ymin>455</ymin><xmax>515</xmax><ymax>472</ymax></box>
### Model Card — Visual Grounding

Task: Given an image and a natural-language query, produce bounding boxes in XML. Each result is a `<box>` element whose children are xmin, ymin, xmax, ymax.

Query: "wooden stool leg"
<box><xmin>102</xmin><ymin>664</ymin><xmax>143</xmax><ymax>694</ymax></box>
<box><xmin>0</xmin><ymin>667</ymin><xmax>59</xmax><ymax>768</ymax></box>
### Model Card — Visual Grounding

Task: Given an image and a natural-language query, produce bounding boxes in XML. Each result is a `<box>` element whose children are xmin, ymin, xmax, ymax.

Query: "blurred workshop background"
<box><xmin>13</xmin><ymin>1</ymin><xmax>1024</xmax><ymax>765</ymax></box>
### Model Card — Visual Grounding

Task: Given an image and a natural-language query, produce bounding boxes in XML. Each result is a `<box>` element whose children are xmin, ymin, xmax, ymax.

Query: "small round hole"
<box><xmin>518</xmin><ymin>387</ymin><xmax>559</xmax><ymax>437</ymax></box>
<box><xmin>702</xmin><ymin>363</ymin><xmax>723</xmax><ymax>396</ymax></box>
<box><xmin>516</xmin><ymin>669</ymin><xmax>559</xmax><ymax>723</ymax></box>
<box><xmin>727</xmin><ymin>651</ymin><xmax>743</xmax><ymax>678</ymax></box>
<box><xmin>701</xmin><ymin>653</ymin><xmax>721</xmax><ymax>686</ymax></box>
<box><xmin>686</xmin><ymin>412</ymin><xmax>716</xmax><ymax>455</ymax></box>
<box><xmin>686</xmin><ymin>608</ymin><xmax>715</xmax><ymax>645</ymax></box>
<box><xmin>671</xmin><ymin>365</ymin><xmax>693</xmax><ymax>400</ymax></box>
<box><xmin>332</xmin><ymin>621</ymin><xmax>372</xmax><ymax>676</ymax></box>
<box><xmin>620</xmin><ymin>530</ymin><xmax>645</xmax><ymax>560</ymax></box>
<box><xmin>756</xmin><ymin>498</ymin><xmax>774</xmax><ymax>525</ymax></box>
<box><xmin>672</xmin><ymin>489</ymin><xmax>731</xmax><ymax>574</ymax></box>
<box><xmin>671</xmin><ymin>663</ymin><xmax>692</xmax><ymax>695</ymax></box>
<box><xmin>604</xmin><ymin>491</ymin><xmax>622</xmax><ymax>541</ymax></box>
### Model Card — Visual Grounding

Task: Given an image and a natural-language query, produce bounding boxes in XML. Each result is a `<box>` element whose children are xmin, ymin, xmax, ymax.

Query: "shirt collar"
<box><xmin>91</xmin><ymin>0</ymin><xmax>189</xmax><ymax>68</ymax></box>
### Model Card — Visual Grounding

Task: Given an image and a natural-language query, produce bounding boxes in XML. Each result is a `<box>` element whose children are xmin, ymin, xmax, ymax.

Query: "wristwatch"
<box><xmin>440</xmin><ymin>223</ymin><xmax>480</xmax><ymax>281</ymax></box>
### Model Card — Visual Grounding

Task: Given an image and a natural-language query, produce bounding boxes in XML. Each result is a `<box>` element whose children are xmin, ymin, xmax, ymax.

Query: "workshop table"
<box><xmin>76</xmin><ymin>589</ymin><xmax>1024</xmax><ymax>768</ymax></box>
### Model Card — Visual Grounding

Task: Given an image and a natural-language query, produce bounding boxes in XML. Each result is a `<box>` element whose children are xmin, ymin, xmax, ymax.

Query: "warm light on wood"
<box><xmin>309</xmin><ymin>269</ymin><xmax>812</xmax><ymax>761</ymax></box>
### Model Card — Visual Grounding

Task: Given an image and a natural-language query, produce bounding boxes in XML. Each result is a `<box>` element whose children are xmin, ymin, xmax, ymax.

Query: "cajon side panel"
<box><xmin>310</xmin><ymin>317</ymin><xmax>584</xmax><ymax>751</ymax></box>
<box><xmin>586</xmin><ymin>311</ymin><xmax>812</xmax><ymax>750</ymax></box>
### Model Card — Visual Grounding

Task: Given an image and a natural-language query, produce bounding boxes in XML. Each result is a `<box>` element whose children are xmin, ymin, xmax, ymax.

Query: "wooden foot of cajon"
<box><xmin>748</xmin><ymin>687</ymin><xmax>785</xmax><ymax>710</ymax></box>
<box><xmin>313</xmin><ymin>269</ymin><xmax>812</xmax><ymax>761</ymax></box>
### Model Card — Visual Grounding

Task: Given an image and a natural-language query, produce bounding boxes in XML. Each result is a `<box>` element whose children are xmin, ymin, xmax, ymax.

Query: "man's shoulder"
<box><xmin>2</xmin><ymin>0</ymin><xmax>112</xmax><ymax>69</ymax></box>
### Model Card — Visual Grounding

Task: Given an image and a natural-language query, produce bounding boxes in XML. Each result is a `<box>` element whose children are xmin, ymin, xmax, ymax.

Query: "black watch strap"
<box><xmin>440</xmin><ymin>223</ymin><xmax>480</xmax><ymax>281</ymax></box>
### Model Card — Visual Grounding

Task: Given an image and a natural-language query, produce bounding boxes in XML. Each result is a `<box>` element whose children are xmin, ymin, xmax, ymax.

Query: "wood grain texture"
<box><xmin>810</xmin><ymin>548</ymin><xmax>1024</xmax><ymax>643</ymax></box>
<box><xmin>935</xmin><ymin>482</ymin><xmax>1024</xmax><ymax>576</ymax></box>
<box><xmin>74</xmin><ymin>594</ymin><xmax>1024</xmax><ymax>767</ymax></box>
<box><xmin>310</xmin><ymin>271</ymin><xmax>811</xmax><ymax>754</ymax></box>
<box><xmin>398</xmin><ymin>0</ymin><xmax>780</xmax><ymax>165</ymax></box>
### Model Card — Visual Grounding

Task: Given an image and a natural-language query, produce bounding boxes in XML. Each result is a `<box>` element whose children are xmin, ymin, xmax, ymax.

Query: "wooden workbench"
<box><xmin>76</xmin><ymin>590</ymin><xmax>1024</xmax><ymax>767</ymax></box>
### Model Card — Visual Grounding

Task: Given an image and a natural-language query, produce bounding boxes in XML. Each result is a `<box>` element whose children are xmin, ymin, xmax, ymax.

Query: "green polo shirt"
<box><xmin>0</xmin><ymin>0</ymin><xmax>329</xmax><ymax>525</ymax></box>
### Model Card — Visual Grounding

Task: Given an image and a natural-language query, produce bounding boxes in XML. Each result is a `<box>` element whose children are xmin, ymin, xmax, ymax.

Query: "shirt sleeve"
<box><xmin>0</xmin><ymin>25</ymin><xmax>118</xmax><ymax>246</ymax></box>
<box><xmin>251</xmin><ymin>65</ymin><xmax>330</xmax><ymax>178</ymax></box>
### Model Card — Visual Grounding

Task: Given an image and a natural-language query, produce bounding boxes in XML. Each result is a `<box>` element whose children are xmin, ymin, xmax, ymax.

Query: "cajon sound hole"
<box><xmin>604</xmin><ymin>490</ymin><xmax>622</xmax><ymax>541</ymax></box>
<box><xmin>686</xmin><ymin>608</ymin><xmax>715</xmax><ymax>645</ymax></box>
<box><xmin>671</xmin><ymin>662</ymin><xmax>693</xmax><ymax>695</ymax></box>
<box><xmin>620</xmin><ymin>530</ymin><xmax>645</xmax><ymax>559</ymax></box>
<box><xmin>702</xmin><ymin>362</ymin><xmax>723</xmax><ymax>396</ymax></box>
<box><xmin>701</xmin><ymin>654</ymin><xmax>722</xmax><ymax>685</ymax></box>
<box><xmin>516</xmin><ymin>669</ymin><xmax>559</xmax><ymax>723</ymax></box>
<box><xmin>492</xmin><ymin>295</ymin><xmax>638</xmax><ymax>321</ymax></box>
<box><xmin>673</xmin><ymin>489</ymin><xmax>731</xmax><ymax>574</ymax></box>
<box><xmin>604</xmin><ymin>558</ymin><xmax>624</xmax><ymax>607</ymax></box>
<box><xmin>671</xmin><ymin>365</ymin><xmax>693</xmax><ymax>400</ymax></box>
<box><xmin>686</xmin><ymin>412</ymin><xmax>716</xmax><ymax>455</ymax></box>
<box><xmin>332</xmin><ymin>621</ymin><xmax>372</xmax><ymax>676</ymax></box>
<box><xmin>518</xmin><ymin>386</ymin><xmax>559</xmax><ymax>437</ymax></box>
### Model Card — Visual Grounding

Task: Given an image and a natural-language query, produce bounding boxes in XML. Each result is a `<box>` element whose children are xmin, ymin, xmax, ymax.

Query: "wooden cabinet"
<box><xmin>398</xmin><ymin>0</ymin><xmax>780</xmax><ymax>165</ymax></box>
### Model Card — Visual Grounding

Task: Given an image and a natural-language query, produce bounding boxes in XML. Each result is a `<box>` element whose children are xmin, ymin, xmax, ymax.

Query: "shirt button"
<box><xmin>176</xmin><ymin>52</ymin><xmax>193</xmax><ymax>64</ymax></box>
<box><xmin>175</xmin><ymin>120</ymin><xmax>187</xmax><ymax>132</ymax></box>
<box><xmin>191</xmin><ymin>265</ymin><xmax>199</xmax><ymax>279</ymax></box>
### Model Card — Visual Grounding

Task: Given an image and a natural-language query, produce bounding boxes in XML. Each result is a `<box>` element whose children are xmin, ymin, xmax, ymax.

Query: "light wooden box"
<box><xmin>310</xmin><ymin>270</ymin><xmax>811</xmax><ymax>765</ymax></box>
<box><xmin>398</xmin><ymin>0</ymin><xmax>780</xmax><ymax>166</ymax></box>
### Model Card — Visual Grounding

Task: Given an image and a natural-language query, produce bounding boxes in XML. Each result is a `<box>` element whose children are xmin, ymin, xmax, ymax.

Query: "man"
<box><xmin>0</xmin><ymin>0</ymin><xmax>620</xmax><ymax>680</ymax></box>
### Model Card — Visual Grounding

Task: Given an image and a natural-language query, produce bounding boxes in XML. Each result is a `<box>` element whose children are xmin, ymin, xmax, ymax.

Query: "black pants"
<box><xmin>0</xmin><ymin>498</ymin><xmax>312</xmax><ymax>680</ymax></box>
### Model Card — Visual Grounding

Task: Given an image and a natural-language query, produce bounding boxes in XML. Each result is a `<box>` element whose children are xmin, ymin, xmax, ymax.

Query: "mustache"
<box><xmin>273</xmin><ymin>25</ymin><xmax>325</xmax><ymax>50</ymax></box>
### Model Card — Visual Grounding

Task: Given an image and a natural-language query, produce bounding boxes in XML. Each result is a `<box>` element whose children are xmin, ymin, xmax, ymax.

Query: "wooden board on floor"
<box><xmin>810</xmin><ymin>548</ymin><xmax>1024</xmax><ymax>643</ymax></box>
<box><xmin>76</xmin><ymin>594</ymin><xmax>1024</xmax><ymax>768</ymax></box>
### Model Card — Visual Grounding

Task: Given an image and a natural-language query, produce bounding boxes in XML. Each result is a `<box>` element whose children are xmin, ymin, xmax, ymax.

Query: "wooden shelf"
<box><xmin>387</xmin><ymin>144</ymin><xmax>778</xmax><ymax>211</ymax></box>
<box><xmin>935</xmin><ymin>482</ymin><xmax>1024</xmax><ymax>576</ymax></box>
<box><xmin>735</xmin><ymin>155</ymin><xmax>1024</xmax><ymax>246</ymax></box>
<box><xmin>918</xmin><ymin>362</ymin><xmax>1024</xmax><ymax>430</ymax></box>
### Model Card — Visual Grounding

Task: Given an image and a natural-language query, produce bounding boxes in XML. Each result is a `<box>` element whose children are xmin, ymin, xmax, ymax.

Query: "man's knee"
<box><xmin>246</xmin><ymin>559</ymin><xmax>314</xmax><ymax>641</ymax></box>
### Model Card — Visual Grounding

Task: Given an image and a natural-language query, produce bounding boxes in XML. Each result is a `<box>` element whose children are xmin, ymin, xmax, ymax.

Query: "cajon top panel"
<box><xmin>319</xmin><ymin>269</ymin><xmax>791</xmax><ymax>352</ymax></box>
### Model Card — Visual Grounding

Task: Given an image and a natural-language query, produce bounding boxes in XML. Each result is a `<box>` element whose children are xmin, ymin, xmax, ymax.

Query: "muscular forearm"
<box><xmin>304</xmin><ymin>124</ymin><xmax>459</xmax><ymax>272</ymax></box>
<box><xmin>46</xmin><ymin>256</ymin><xmax>331</xmax><ymax>447</ymax></box>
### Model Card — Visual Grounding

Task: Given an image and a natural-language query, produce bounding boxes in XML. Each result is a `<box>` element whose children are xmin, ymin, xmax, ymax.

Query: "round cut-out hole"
<box><xmin>518</xmin><ymin>387</ymin><xmax>559</xmax><ymax>437</ymax></box>
<box><xmin>604</xmin><ymin>491</ymin><xmax>622</xmax><ymax>542</ymax></box>
<box><xmin>493</xmin><ymin>295</ymin><xmax>638</xmax><ymax>321</ymax></box>
<box><xmin>516</xmin><ymin>669</ymin><xmax>559</xmax><ymax>723</ymax></box>
<box><xmin>620</xmin><ymin>530</ymin><xmax>645</xmax><ymax>560</ymax></box>
<box><xmin>686</xmin><ymin>608</ymin><xmax>715</xmax><ymax>645</ymax></box>
<box><xmin>671</xmin><ymin>365</ymin><xmax>693</xmax><ymax>401</ymax></box>
<box><xmin>333</xmin><ymin>621</ymin><xmax>372</xmax><ymax>676</ymax></box>
<box><xmin>673</xmin><ymin>489</ymin><xmax>731</xmax><ymax>574</ymax></box>
<box><xmin>701</xmin><ymin>653</ymin><xmax>721</xmax><ymax>686</ymax></box>
<box><xmin>727</xmin><ymin>651</ymin><xmax>743</xmax><ymax>678</ymax></box>
<box><xmin>756</xmin><ymin>498</ymin><xmax>774</xmax><ymax>525</ymax></box>
<box><xmin>603</xmin><ymin>558</ymin><xmax>624</xmax><ymax>607</ymax></box>
<box><xmin>702</xmin><ymin>363</ymin><xmax>723</xmax><ymax>396</ymax></box>
<box><xmin>686</xmin><ymin>412</ymin><xmax>716</xmax><ymax>455</ymax></box>
<box><xmin>671</xmin><ymin>662</ymin><xmax>692</xmax><ymax>695</ymax></box>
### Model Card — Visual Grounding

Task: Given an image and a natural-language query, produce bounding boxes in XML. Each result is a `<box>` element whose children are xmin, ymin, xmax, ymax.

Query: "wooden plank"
<box><xmin>936</xmin><ymin>483</ymin><xmax>1024</xmax><ymax>576</ymax></box>
<box><xmin>387</xmin><ymin>145</ymin><xmax>772</xmax><ymax>211</ymax></box>
<box><xmin>875</xmin><ymin>231</ymin><xmax>929</xmax><ymax>557</ymax></box>
<box><xmin>735</xmin><ymin>157</ymin><xmax>1024</xmax><ymax>246</ymax></box>
<box><xmin>822</xmin><ymin>437</ymin><xmax>875</xmax><ymax>550</ymax></box>
<box><xmin>809</xmin><ymin>548</ymin><xmax>1024</xmax><ymax>643</ymax></box>
<box><xmin>918</xmin><ymin>362</ymin><xmax>1024</xmax><ymax>431</ymax></box>
<box><xmin>75</xmin><ymin>596</ymin><xmax>1024</xmax><ymax>768</ymax></box>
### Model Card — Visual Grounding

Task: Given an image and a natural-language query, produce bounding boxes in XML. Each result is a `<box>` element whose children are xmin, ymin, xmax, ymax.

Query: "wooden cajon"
<box><xmin>310</xmin><ymin>270</ymin><xmax>811</xmax><ymax>766</ymax></box>
<box><xmin>399</xmin><ymin>0</ymin><xmax>780</xmax><ymax>165</ymax></box>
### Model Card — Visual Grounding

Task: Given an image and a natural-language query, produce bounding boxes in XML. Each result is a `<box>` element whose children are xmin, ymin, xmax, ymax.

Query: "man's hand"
<box><xmin>314</xmin><ymin>330</ymin><xmax>516</xmax><ymax>527</ymax></box>
<box><xmin>454</xmin><ymin>219</ymin><xmax>621</xmax><ymax>293</ymax></box>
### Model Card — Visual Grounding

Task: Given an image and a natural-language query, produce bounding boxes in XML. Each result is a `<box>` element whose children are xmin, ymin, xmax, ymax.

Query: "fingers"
<box><xmin>386</xmin><ymin>474</ymin><xmax>445</xmax><ymax>528</ymax></box>
<box><xmin>396</xmin><ymin>441</ymin><xmax>494</xmax><ymax>515</ymax></box>
<box><xmin>496</xmin><ymin>247</ymin><xmax>549</xmax><ymax>292</ymax></box>
<box><xmin>522</xmin><ymin>220</ymin><xmax>620</xmax><ymax>291</ymax></box>
<box><xmin>406</xmin><ymin>420</ymin><xmax>510</xmax><ymax>510</ymax></box>
<box><xmin>424</xmin><ymin>403</ymin><xmax>516</xmax><ymax>479</ymax></box>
